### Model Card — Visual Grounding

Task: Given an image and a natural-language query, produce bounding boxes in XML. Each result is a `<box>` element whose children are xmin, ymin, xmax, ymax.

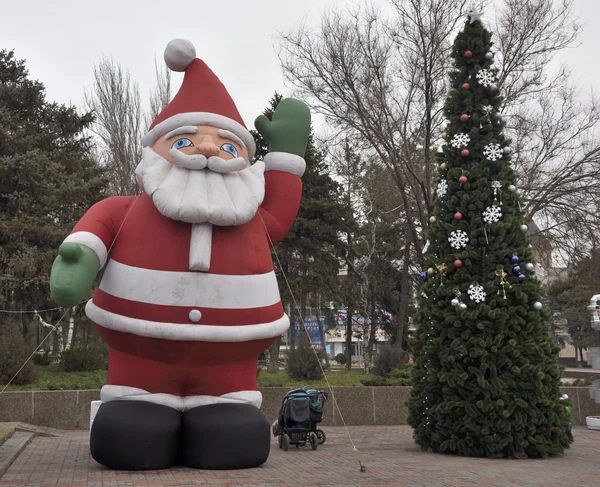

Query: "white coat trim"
<box><xmin>189</xmin><ymin>223</ymin><xmax>212</xmax><ymax>271</ymax></box>
<box><xmin>63</xmin><ymin>232</ymin><xmax>108</xmax><ymax>268</ymax></box>
<box><xmin>98</xmin><ymin>260</ymin><xmax>281</xmax><ymax>309</ymax></box>
<box><xmin>86</xmin><ymin>300</ymin><xmax>289</xmax><ymax>342</ymax></box>
<box><xmin>100</xmin><ymin>385</ymin><xmax>262</xmax><ymax>410</ymax></box>
<box><xmin>143</xmin><ymin>112</ymin><xmax>256</xmax><ymax>158</ymax></box>
<box><xmin>264</xmin><ymin>152</ymin><xmax>306</xmax><ymax>177</ymax></box>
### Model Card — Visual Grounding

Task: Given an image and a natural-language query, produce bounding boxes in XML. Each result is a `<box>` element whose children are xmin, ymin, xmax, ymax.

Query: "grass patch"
<box><xmin>257</xmin><ymin>368</ymin><xmax>371</xmax><ymax>387</ymax></box>
<box><xmin>4</xmin><ymin>365</ymin><xmax>404</xmax><ymax>391</ymax></box>
<box><xmin>2</xmin><ymin>365</ymin><xmax>107</xmax><ymax>391</ymax></box>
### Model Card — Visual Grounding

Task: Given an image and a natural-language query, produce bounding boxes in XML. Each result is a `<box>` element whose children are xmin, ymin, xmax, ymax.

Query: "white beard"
<box><xmin>135</xmin><ymin>147</ymin><xmax>265</xmax><ymax>226</ymax></box>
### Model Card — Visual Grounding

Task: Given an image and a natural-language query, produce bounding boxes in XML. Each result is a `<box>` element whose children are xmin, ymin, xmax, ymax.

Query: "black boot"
<box><xmin>90</xmin><ymin>400</ymin><xmax>181</xmax><ymax>470</ymax></box>
<box><xmin>181</xmin><ymin>403</ymin><xmax>270</xmax><ymax>469</ymax></box>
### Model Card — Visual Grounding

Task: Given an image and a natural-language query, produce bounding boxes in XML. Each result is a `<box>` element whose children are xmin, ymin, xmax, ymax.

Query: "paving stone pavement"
<box><xmin>0</xmin><ymin>426</ymin><xmax>598</xmax><ymax>487</ymax></box>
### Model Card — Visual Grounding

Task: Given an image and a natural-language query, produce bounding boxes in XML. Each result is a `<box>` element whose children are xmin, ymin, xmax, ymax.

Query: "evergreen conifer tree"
<box><xmin>407</xmin><ymin>12</ymin><xmax>570</xmax><ymax>458</ymax></box>
<box><xmin>0</xmin><ymin>50</ymin><xmax>107</xmax><ymax>313</ymax></box>
<box><xmin>252</xmin><ymin>93</ymin><xmax>352</xmax><ymax>361</ymax></box>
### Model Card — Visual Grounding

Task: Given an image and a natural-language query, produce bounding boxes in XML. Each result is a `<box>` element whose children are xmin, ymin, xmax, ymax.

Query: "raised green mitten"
<box><xmin>50</xmin><ymin>242</ymin><xmax>100</xmax><ymax>307</ymax></box>
<box><xmin>254</xmin><ymin>98</ymin><xmax>311</xmax><ymax>157</ymax></box>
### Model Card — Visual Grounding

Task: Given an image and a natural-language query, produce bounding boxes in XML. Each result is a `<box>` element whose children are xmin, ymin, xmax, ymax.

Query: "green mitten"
<box><xmin>50</xmin><ymin>242</ymin><xmax>100</xmax><ymax>307</ymax></box>
<box><xmin>254</xmin><ymin>98</ymin><xmax>311</xmax><ymax>158</ymax></box>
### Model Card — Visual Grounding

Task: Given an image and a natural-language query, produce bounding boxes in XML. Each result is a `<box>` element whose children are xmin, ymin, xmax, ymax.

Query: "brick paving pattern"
<box><xmin>0</xmin><ymin>426</ymin><xmax>598</xmax><ymax>486</ymax></box>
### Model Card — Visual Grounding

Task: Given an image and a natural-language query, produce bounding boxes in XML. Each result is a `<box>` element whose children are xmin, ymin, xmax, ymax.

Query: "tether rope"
<box><xmin>259</xmin><ymin>212</ymin><xmax>367</xmax><ymax>473</ymax></box>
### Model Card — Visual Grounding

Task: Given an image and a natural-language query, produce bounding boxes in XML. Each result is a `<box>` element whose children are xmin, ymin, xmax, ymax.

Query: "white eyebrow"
<box><xmin>164</xmin><ymin>126</ymin><xmax>198</xmax><ymax>140</ymax></box>
<box><xmin>218</xmin><ymin>129</ymin><xmax>246</xmax><ymax>148</ymax></box>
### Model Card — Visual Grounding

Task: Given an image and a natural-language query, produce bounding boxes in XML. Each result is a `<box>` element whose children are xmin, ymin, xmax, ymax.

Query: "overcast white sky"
<box><xmin>1</xmin><ymin>0</ymin><xmax>598</xmax><ymax>132</ymax></box>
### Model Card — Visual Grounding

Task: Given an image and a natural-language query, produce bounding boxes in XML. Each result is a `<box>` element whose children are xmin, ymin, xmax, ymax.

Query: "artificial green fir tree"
<box><xmin>407</xmin><ymin>11</ymin><xmax>570</xmax><ymax>458</ymax></box>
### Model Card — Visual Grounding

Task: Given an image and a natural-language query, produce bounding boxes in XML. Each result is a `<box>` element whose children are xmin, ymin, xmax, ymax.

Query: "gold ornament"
<box><xmin>440</xmin><ymin>162</ymin><xmax>447</xmax><ymax>171</ymax></box>
<box><xmin>427</xmin><ymin>267</ymin><xmax>435</xmax><ymax>277</ymax></box>
<box><xmin>436</xmin><ymin>263</ymin><xmax>448</xmax><ymax>285</ymax></box>
<box><xmin>429</xmin><ymin>216</ymin><xmax>437</xmax><ymax>224</ymax></box>
<box><xmin>495</xmin><ymin>269</ymin><xmax>512</xmax><ymax>300</ymax></box>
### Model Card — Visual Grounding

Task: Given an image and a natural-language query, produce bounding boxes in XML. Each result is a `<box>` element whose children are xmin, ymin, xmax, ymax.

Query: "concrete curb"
<box><xmin>0</xmin><ymin>431</ymin><xmax>33</xmax><ymax>477</ymax></box>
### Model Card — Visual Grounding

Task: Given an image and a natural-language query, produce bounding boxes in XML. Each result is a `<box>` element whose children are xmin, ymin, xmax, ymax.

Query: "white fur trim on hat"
<box><xmin>142</xmin><ymin>112</ymin><xmax>256</xmax><ymax>158</ymax></box>
<box><xmin>164</xmin><ymin>38</ymin><xmax>196</xmax><ymax>72</ymax></box>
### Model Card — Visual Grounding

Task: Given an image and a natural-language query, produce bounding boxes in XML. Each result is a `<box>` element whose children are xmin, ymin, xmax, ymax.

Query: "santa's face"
<box><xmin>152</xmin><ymin>124</ymin><xmax>250</xmax><ymax>168</ymax></box>
<box><xmin>135</xmin><ymin>124</ymin><xmax>265</xmax><ymax>226</ymax></box>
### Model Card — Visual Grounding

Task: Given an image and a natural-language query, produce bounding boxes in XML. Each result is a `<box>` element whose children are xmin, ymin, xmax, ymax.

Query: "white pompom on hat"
<box><xmin>164</xmin><ymin>38</ymin><xmax>196</xmax><ymax>72</ymax></box>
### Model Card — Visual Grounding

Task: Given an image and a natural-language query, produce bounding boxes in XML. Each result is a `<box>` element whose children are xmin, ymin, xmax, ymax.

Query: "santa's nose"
<box><xmin>194</xmin><ymin>138</ymin><xmax>219</xmax><ymax>157</ymax></box>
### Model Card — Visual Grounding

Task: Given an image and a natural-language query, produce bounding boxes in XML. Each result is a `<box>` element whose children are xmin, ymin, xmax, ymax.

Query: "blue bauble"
<box><xmin>420</xmin><ymin>271</ymin><xmax>427</xmax><ymax>281</ymax></box>
<box><xmin>518</xmin><ymin>274</ymin><xmax>526</xmax><ymax>281</ymax></box>
<box><xmin>511</xmin><ymin>255</ymin><xmax>519</xmax><ymax>264</ymax></box>
<box><xmin>513</xmin><ymin>265</ymin><xmax>521</xmax><ymax>273</ymax></box>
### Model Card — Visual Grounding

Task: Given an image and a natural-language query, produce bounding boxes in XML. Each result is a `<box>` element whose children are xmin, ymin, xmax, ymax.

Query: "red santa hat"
<box><xmin>142</xmin><ymin>39</ymin><xmax>256</xmax><ymax>158</ymax></box>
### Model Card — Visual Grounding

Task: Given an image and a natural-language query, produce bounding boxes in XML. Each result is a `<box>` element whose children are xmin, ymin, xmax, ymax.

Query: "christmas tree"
<box><xmin>407</xmin><ymin>11</ymin><xmax>570</xmax><ymax>458</ymax></box>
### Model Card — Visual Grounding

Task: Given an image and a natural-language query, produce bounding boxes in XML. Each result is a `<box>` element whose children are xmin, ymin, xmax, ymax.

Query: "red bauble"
<box><xmin>464</xmin><ymin>50</ymin><xmax>473</xmax><ymax>59</ymax></box>
<box><xmin>454</xmin><ymin>259</ymin><xmax>463</xmax><ymax>268</ymax></box>
<box><xmin>461</xmin><ymin>83</ymin><xmax>470</xmax><ymax>90</ymax></box>
<box><xmin>461</xmin><ymin>149</ymin><xmax>470</xmax><ymax>157</ymax></box>
<box><xmin>454</xmin><ymin>212</ymin><xmax>463</xmax><ymax>220</ymax></box>
<box><xmin>459</xmin><ymin>175</ymin><xmax>468</xmax><ymax>184</ymax></box>
<box><xmin>460</xmin><ymin>114</ymin><xmax>469</xmax><ymax>122</ymax></box>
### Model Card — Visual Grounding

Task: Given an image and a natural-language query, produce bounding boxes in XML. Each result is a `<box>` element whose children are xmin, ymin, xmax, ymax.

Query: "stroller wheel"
<box><xmin>282</xmin><ymin>434</ymin><xmax>290</xmax><ymax>451</ymax></box>
<box><xmin>316</xmin><ymin>429</ymin><xmax>326</xmax><ymax>444</ymax></box>
<box><xmin>278</xmin><ymin>435</ymin><xmax>283</xmax><ymax>449</ymax></box>
<box><xmin>309</xmin><ymin>432</ymin><xmax>318</xmax><ymax>450</ymax></box>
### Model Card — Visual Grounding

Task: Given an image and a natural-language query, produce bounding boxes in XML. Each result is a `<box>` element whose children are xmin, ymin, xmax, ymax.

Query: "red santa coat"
<box><xmin>63</xmin><ymin>154</ymin><xmax>303</xmax><ymax>399</ymax></box>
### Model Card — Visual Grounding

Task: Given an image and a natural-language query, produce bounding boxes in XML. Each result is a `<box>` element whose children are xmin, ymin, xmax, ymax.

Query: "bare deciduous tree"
<box><xmin>279</xmin><ymin>0</ymin><xmax>598</xmax><ymax>267</ymax></box>
<box><xmin>280</xmin><ymin>0</ymin><xmax>469</xmax><ymax>265</ymax></box>
<box><xmin>492</xmin><ymin>0</ymin><xmax>600</xmax><ymax>261</ymax></box>
<box><xmin>86</xmin><ymin>56</ymin><xmax>172</xmax><ymax>196</ymax></box>
<box><xmin>146</xmin><ymin>56</ymin><xmax>172</xmax><ymax>126</ymax></box>
<box><xmin>85</xmin><ymin>57</ymin><xmax>143</xmax><ymax>196</ymax></box>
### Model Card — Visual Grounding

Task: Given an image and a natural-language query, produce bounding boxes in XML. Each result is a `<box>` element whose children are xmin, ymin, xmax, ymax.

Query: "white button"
<box><xmin>189</xmin><ymin>309</ymin><xmax>202</xmax><ymax>322</ymax></box>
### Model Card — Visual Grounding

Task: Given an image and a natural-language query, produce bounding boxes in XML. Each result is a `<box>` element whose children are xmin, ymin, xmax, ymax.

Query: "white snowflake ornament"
<box><xmin>449</xmin><ymin>230</ymin><xmax>469</xmax><ymax>249</ymax></box>
<box><xmin>467</xmin><ymin>284</ymin><xmax>486</xmax><ymax>303</ymax></box>
<box><xmin>483</xmin><ymin>143</ymin><xmax>503</xmax><ymax>161</ymax></box>
<box><xmin>476</xmin><ymin>69</ymin><xmax>495</xmax><ymax>87</ymax></box>
<box><xmin>483</xmin><ymin>105</ymin><xmax>493</xmax><ymax>116</ymax></box>
<box><xmin>483</xmin><ymin>205</ymin><xmax>502</xmax><ymax>223</ymax></box>
<box><xmin>436</xmin><ymin>179</ymin><xmax>448</xmax><ymax>198</ymax></box>
<box><xmin>451</xmin><ymin>133</ymin><xmax>470</xmax><ymax>148</ymax></box>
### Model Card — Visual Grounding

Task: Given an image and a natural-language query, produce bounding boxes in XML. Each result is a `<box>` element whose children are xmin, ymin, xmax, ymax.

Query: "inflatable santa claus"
<box><xmin>49</xmin><ymin>39</ymin><xmax>310</xmax><ymax>471</ymax></box>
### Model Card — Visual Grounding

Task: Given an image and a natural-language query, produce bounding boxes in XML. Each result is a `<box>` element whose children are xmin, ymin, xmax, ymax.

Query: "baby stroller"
<box><xmin>272</xmin><ymin>386</ymin><xmax>328</xmax><ymax>451</ymax></box>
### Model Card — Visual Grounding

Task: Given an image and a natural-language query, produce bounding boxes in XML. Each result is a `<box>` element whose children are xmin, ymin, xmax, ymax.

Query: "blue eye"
<box><xmin>172</xmin><ymin>138</ymin><xmax>194</xmax><ymax>150</ymax></box>
<box><xmin>220</xmin><ymin>143</ymin><xmax>238</xmax><ymax>157</ymax></box>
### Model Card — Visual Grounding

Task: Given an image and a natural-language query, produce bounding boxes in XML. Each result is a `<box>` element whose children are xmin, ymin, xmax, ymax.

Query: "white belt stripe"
<box><xmin>99</xmin><ymin>259</ymin><xmax>281</xmax><ymax>309</ymax></box>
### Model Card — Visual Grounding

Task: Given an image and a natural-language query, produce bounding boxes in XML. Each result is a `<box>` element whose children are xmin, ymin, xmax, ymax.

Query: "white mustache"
<box><xmin>168</xmin><ymin>149</ymin><xmax>207</xmax><ymax>170</ymax></box>
<box><xmin>167</xmin><ymin>149</ymin><xmax>247</xmax><ymax>173</ymax></box>
<box><xmin>207</xmin><ymin>156</ymin><xmax>247</xmax><ymax>173</ymax></box>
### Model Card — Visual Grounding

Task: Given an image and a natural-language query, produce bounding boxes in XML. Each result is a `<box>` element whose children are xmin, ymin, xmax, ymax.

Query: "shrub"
<box><xmin>33</xmin><ymin>350</ymin><xmax>52</xmax><ymax>366</ymax></box>
<box><xmin>361</xmin><ymin>367</ymin><xmax>412</xmax><ymax>386</ymax></box>
<box><xmin>0</xmin><ymin>323</ymin><xmax>37</xmax><ymax>386</ymax></box>
<box><xmin>565</xmin><ymin>375</ymin><xmax>597</xmax><ymax>387</ymax></box>
<box><xmin>372</xmin><ymin>343</ymin><xmax>409</xmax><ymax>377</ymax></box>
<box><xmin>286</xmin><ymin>337</ymin><xmax>324</xmax><ymax>381</ymax></box>
<box><xmin>60</xmin><ymin>347</ymin><xmax>106</xmax><ymax>372</ymax></box>
<box><xmin>334</xmin><ymin>353</ymin><xmax>347</xmax><ymax>366</ymax></box>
